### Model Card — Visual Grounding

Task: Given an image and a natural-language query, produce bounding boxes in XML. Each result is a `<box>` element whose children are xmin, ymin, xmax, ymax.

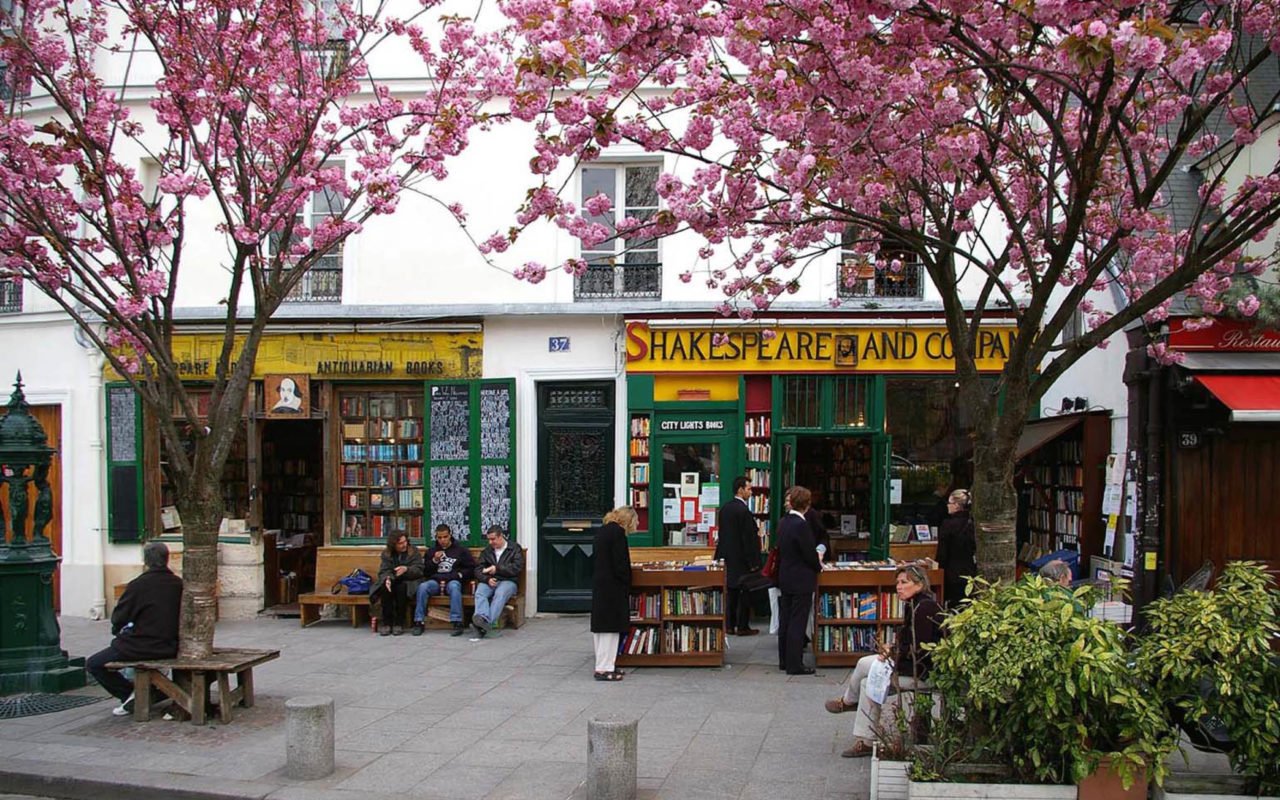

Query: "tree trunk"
<box><xmin>176</xmin><ymin>480</ymin><xmax>223</xmax><ymax>659</ymax></box>
<box><xmin>963</xmin><ymin>377</ymin><xmax>1032</xmax><ymax>584</ymax></box>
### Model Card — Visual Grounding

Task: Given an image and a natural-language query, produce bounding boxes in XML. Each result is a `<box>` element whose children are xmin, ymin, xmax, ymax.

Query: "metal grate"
<box><xmin>0</xmin><ymin>277</ymin><xmax>21</xmax><ymax>313</ymax></box>
<box><xmin>283</xmin><ymin>261</ymin><xmax>342</xmax><ymax>303</ymax></box>
<box><xmin>838</xmin><ymin>261</ymin><xmax>925</xmax><ymax>299</ymax></box>
<box><xmin>574</xmin><ymin>262</ymin><xmax>661</xmax><ymax>300</ymax></box>
<box><xmin>780</xmin><ymin>375</ymin><xmax>822</xmax><ymax>428</ymax></box>
<box><xmin>832</xmin><ymin>376</ymin><xmax>870</xmax><ymax>427</ymax></box>
<box><xmin>0</xmin><ymin>693</ymin><xmax>105</xmax><ymax>719</ymax></box>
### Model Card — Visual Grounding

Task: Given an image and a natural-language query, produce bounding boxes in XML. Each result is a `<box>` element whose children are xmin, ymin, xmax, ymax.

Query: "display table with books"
<box><xmin>616</xmin><ymin>563</ymin><xmax>727</xmax><ymax>667</ymax></box>
<box><xmin>813</xmin><ymin>564</ymin><xmax>944</xmax><ymax>667</ymax></box>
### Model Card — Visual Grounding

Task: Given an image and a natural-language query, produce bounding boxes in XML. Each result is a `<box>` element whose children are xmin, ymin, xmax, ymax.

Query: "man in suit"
<box><xmin>85</xmin><ymin>541</ymin><xmax>184</xmax><ymax>716</ymax></box>
<box><xmin>777</xmin><ymin>485</ymin><xmax>821</xmax><ymax>675</ymax></box>
<box><xmin>471</xmin><ymin>524</ymin><xmax>524</xmax><ymax>637</ymax></box>
<box><xmin>715</xmin><ymin>476</ymin><xmax>763</xmax><ymax>636</ymax></box>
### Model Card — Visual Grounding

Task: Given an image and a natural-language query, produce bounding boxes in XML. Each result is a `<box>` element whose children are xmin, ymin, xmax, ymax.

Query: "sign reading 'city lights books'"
<box><xmin>105</xmin><ymin>331</ymin><xmax>484</xmax><ymax>381</ymax></box>
<box><xmin>624</xmin><ymin>322</ymin><xmax>1017</xmax><ymax>373</ymax></box>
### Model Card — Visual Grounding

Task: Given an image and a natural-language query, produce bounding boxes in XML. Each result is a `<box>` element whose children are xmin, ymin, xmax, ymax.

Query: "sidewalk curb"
<box><xmin>0</xmin><ymin>758</ymin><xmax>273</xmax><ymax>800</ymax></box>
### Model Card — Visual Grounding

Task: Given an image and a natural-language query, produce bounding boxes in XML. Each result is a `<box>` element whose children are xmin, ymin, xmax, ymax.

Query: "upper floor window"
<box><xmin>305</xmin><ymin>0</ymin><xmax>349</xmax><ymax>79</ymax></box>
<box><xmin>1061</xmin><ymin>306</ymin><xmax>1084</xmax><ymax>345</ymax></box>
<box><xmin>0</xmin><ymin>277</ymin><xmax>21</xmax><ymax>313</ymax></box>
<box><xmin>576</xmin><ymin>164</ymin><xmax>661</xmax><ymax>300</ymax></box>
<box><xmin>270</xmin><ymin>164</ymin><xmax>345</xmax><ymax>303</ymax></box>
<box><xmin>1</xmin><ymin>0</ymin><xmax>31</xmax><ymax>103</ymax></box>
<box><xmin>838</xmin><ymin>225</ymin><xmax>925</xmax><ymax>300</ymax></box>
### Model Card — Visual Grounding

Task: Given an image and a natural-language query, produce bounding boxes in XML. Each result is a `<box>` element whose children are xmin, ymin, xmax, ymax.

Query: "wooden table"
<box><xmin>107</xmin><ymin>648</ymin><xmax>280</xmax><ymax>724</ymax></box>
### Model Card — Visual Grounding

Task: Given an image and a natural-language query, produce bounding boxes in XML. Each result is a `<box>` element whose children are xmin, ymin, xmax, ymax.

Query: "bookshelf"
<box><xmin>796</xmin><ymin>437</ymin><xmax>872</xmax><ymax>538</ymax></box>
<box><xmin>338</xmin><ymin>389</ymin><xmax>424</xmax><ymax>541</ymax></box>
<box><xmin>616</xmin><ymin>567</ymin><xmax>726</xmax><ymax>667</ymax></box>
<box><xmin>1018</xmin><ymin>411</ymin><xmax>1110</xmax><ymax>564</ymax></box>
<box><xmin>261</xmin><ymin>428</ymin><xmax>322</xmax><ymax>536</ymax></box>
<box><xmin>812</xmin><ymin>566</ymin><xmax>944</xmax><ymax>667</ymax></box>
<box><xmin>744</xmin><ymin>376</ymin><xmax>773</xmax><ymax>539</ymax></box>
<box><xmin>629</xmin><ymin>413</ymin><xmax>651</xmax><ymax>532</ymax></box>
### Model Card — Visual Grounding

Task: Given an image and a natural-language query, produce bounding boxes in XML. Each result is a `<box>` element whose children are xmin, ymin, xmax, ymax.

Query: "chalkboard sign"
<box><xmin>430</xmin><ymin>465</ymin><xmax>470</xmax><ymax>538</ymax></box>
<box><xmin>480</xmin><ymin>464</ymin><xmax>512</xmax><ymax>533</ymax></box>
<box><xmin>430</xmin><ymin>384</ymin><xmax>470</xmax><ymax>461</ymax></box>
<box><xmin>108</xmin><ymin>387</ymin><xmax>138</xmax><ymax>462</ymax></box>
<box><xmin>480</xmin><ymin>385</ymin><xmax>511</xmax><ymax>460</ymax></box>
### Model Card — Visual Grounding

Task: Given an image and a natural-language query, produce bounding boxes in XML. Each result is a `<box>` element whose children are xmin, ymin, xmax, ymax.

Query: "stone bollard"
<box><xmin>285</xmin><ymin>695</ymin><xmax>335</xmax><ymax>780</ymax></box>
<box><xmin>587</xmin><ymin>716</ymin><xmax>638</xmax><ymax>800</ymax></box>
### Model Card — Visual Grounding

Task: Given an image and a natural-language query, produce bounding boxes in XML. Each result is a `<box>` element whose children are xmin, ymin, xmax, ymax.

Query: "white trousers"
<box><xmin>768</xmin><ymin>587</ymin><xmax>814</xmax><ymax>636</ymax></box>
<box><xmin>593</xmin><ymin>632</ymin><xmax>620</xmax><ymax>673</ymax></box>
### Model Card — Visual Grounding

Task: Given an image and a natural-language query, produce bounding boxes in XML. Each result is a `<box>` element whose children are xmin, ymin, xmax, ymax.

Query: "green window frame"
<box><xmin>773</xmin><ymin>375</ymin><xmax>883</xmax><ymax>433</ymax></box>
<box><xmin>423</xmin><ymin>378</ymin><xmax>517</xmax><ymax>544</ymax></box>
<box><xmin>105</xmin><ymin>382</ymin><xmax>145</xmax><ymax>542</ymax></box>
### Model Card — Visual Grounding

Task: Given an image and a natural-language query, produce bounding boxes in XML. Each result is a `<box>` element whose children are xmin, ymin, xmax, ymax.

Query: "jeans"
<box><xmin>416</xmin><ymin>579</ymin><xmax>463</xmax><ymax>623</ymax></box>
<box><xmin>474</xmin><ymin>579</ymin><xmax>517</xmax><ymax>625</ymax></box>
<box><xmin>86</xmin><ymin>644</ymin><xmax>134</xmax><ymax>703</ymax></box>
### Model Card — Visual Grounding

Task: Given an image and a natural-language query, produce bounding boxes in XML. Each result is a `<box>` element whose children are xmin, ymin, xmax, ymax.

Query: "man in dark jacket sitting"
<box><xmin>85</xmin><ymin>542</ymin><xmax>183</xmax><ymax>716</ymax></box>
<box><xmin>471</xmin><ymin>525</ymin><xmax>524</xmax><ymax>637</ymax></box>
<box><xmin>414</xmin><ymin>524</ymin><xmax>476</xmax><ymax>636</ymax></box>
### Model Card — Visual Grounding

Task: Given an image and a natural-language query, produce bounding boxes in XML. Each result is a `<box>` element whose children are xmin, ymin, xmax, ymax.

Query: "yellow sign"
<box><xmin>625</xmin><ymin>322</ymin><xmax>1016</xmax><ymax>373</ymax></box>
<box><xmin>105</xmin><ymin>331</ymin><xmax>483</xmax><ymax>381</ymax></box>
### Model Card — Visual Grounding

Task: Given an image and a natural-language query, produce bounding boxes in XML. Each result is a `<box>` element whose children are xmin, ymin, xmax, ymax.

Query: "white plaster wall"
<box><xmin>482</xmin><ymin>314</ymin><xmax>624</xmax><ymax>615</ymax></box>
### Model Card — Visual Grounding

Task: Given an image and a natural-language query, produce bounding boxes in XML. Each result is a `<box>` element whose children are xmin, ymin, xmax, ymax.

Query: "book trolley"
<box><xmin>813</xmin><ymin>564</ymin><xmax>944</xmax><ymax>667</ymax></box>
<box><xmin>617</xmin><ymin>564</ymin><xmax>727</xmax><ymax>667</ymax></box>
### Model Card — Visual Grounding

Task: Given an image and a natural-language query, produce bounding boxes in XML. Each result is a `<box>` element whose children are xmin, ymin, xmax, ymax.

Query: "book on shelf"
<box><xmin>664</xmin><ymin>588</ymin><xmax>723</xmax><ymax>616</ymax></box>
<box><xmin>745</xmin><ymin>415</ymin><xmax>771</xmax><ymax>438</ymax></box>
<box><xmin>630</xmin><ymin>463</ymin><xmax>649</xmax><ymax>483</ymax></box>
<box><xmin>629</xmin><ymin>593</ymin><xmax>660</xmax><ymax>620</ymax></box>
<box><xmin>341</xmin><ymin>465</ymin><xmax>365</xmax><ymax>485</ymax></box>
<box><xmin>630</xmin><ymin>438</ymin><xmax>650</xmax><ymax>457</ymax></box>
<box><xmin>662</xmin><ymin>623</ymin><xmax>723</xmax><ymax>653</ymax></box>
<box><xmin>630</xmin><ymin>416</ymin><xmax>651</xmax><ymax>437</ymax></box>
<box><xmin>746</xmin><ymin>442</ymin><xmax>771</xmax><ymax>461</ymax></box>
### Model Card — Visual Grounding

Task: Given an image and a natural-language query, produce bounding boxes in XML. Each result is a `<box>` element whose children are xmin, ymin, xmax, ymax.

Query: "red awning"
<box><xmin>1195</xmin><ymin>375</ymin><xmax>1280</xmax><ymax>422</ymax></box>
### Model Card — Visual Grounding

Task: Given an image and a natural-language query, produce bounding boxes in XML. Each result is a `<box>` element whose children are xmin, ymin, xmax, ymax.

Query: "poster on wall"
<box><xmin>264</xmin><ymin>374</ymin><xmax>309</xmax><ymax>417</ymax></box>
<box><xmin>680</xmin><ymin>472</ymin><xmax>700</xmax><ymax>498</ymax></box>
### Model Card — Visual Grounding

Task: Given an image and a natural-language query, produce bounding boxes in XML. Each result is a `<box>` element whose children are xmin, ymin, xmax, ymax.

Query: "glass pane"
<box><xmin>832</xmin><ymin>376</ymin><xmax>869</xmax><ymax>427</ymax></box>
<box><xmin>315</xmin><ymin>184</ymin><xmax>344</xmax><ymax>216</ymax></box>
<box><xmin>660</xmin><ymin>440</ymin><xmax>720</xmax><ymax>547</ymax></box>
<box><xmin>625</xmin><ymin>166</ymin><xmax>659</xmax><ymax>209</ymax></box>
<box><xmin>781</xmin><ymin>376</ymin><xmax>821</xmax><ymax>428</ymax></box>
<box><xmin>582</xmin><ymin>168</ymin><xmax>614</xmax><ymax>204</ymax></box>
<box><xmin>884</xmin><ymin>378</ymin><xmax>977</xmax><ymax>528</ymax></box>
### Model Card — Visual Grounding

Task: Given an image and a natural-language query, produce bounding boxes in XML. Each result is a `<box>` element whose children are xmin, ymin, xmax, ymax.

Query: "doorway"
<box><xmin>259</xmin><ymin>419</ymin><xmax>321</xmax><ymax>608</ymax></box>
<box><xmin>536</xmin><ymin>381</ymin><xmax>615</xmax><ymax>612</ymax></box>
<box><xmin>2</xmin><ymin>405</ymin><xmax>63</xmax><ymax>611</ymax></box>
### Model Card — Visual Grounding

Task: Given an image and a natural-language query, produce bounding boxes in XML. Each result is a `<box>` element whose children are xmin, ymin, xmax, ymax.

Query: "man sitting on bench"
<box><xmin>414</xmin><ymin>524</ymin><xmax>475</xmax><ymax>637</ymax></box>
<box><xmin>86</xmin><ymin>541</ymin><xmax>183</xmax><ymax>716</ymax></box>
<box><xmin>472</xmin><ymin>525</ymin><xmax>523</xmax><ymax>638</ymax></box>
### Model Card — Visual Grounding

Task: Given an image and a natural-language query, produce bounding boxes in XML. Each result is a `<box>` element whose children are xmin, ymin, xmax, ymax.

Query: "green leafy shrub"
<box><xmin>926</xmin><ymin>577</ymin><xmax>1176</xmax><ymax>786</ymax></box>
<box><xmin>1133</xmin><ymin>561</ymin><xmax>1280</xmax><ymax>793</ymax></box>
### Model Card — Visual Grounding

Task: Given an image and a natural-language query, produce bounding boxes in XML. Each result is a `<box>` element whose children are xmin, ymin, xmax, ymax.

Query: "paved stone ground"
<box><xmin>0</xmin><ymin>614</ymin><xmax>871</xmax><ymax>800</ymax></box>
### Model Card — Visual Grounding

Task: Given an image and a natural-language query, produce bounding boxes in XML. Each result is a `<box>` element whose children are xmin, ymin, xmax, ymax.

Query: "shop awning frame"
<box><xmin>1193</xmin><ymin>374</ymin><xmax>1280</xmax><ymax>423</ymax></box>
<box><xmin>1015</xmin><ymin>415</ymin><xmax>1084</xmax><ymax>461</ymax></box>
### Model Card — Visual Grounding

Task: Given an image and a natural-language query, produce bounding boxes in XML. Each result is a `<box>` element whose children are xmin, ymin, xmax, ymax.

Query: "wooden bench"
<box><xmin>297</xmin><ymin>545</ymin><xmax>527</xmax><ymax>630</ymax></box>
<box><xmin>107</xmin><ymin>648</ymin><xmax>279</xmax><ymax>725</ymax></box>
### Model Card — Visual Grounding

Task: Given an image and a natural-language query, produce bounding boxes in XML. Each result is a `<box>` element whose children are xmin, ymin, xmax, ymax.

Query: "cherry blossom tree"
<box><xmin>495</xmin><ymin>0</ymin><xmax>1280</xmax><ymax>581</ymax></box>
<box><xmin>0</xmin><ymin>0</ymin><xmax>498</xmax><ymax>655</ymax></box>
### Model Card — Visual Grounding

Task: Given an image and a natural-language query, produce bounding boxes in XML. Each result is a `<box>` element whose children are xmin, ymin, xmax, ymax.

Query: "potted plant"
<box><xmin>871</xmin><ymin>690</ymin><xmax>935</xmax><ymax>800</ymax></box>
<box><xmin>1134</xmin><ymin>561</ymin><xmax>1280</xmax><ymax>799</ymax></box>
<box><xmin>908</xmin><ymin>576</ymin><xmax>1177</xmax><ymax>799</ymax></box>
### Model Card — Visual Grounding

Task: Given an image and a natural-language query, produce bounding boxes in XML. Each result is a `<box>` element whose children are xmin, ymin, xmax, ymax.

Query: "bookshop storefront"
<box><xmin>103</xmin><ymin>326</ymin><xmax>518</xmax><ymax>614</ymax></box>
<box><xmin>623</xmin><ymin>316</ymin><xmax>1016</xmax><ymax>558</ymax></box>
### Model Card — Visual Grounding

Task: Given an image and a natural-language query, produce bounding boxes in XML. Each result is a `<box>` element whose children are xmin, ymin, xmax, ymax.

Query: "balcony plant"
<box><xmin>1133</xmin><ymin>561</ymin><xmax>1280</xmax><ymax>797</ymax></box>
<box><xmin>911</xmin><ymin>576</ymin><xmax>1177</xmax><ymax>796</ymax></box>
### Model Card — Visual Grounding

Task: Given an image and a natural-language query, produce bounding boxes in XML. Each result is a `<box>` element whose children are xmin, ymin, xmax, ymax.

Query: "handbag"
<box><xmin>760</xmin><ymin>547</ymin><xmax>780</xmax><ymax>582</ymax></box>
<box><xmin>333</xmin><ymin>568</ymin><xmax>372</xmax><ymax>595</ymax></box>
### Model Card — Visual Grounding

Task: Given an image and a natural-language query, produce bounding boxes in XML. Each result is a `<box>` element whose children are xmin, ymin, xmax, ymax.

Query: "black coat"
<box><xmin>474</xmin><ymin>543</ymin><xmax>525</xmax><ymax>582</ymax></box>
<box><xmin>591</xmin><ymin>521</ymin><xmax>632</xmax><ymax>633</ymax></box>
<box><xmin>805</xmin><ymin>508</ymin><xmax>832</xmax><ymax>562</ymax></box>
<box><xmin>895</xmin><ymin>590</ymin><xmax>944</xmax><ymax>680</ymax></box>
<box><xmin>777</xmin><ymin>511</ymin><xmax>821</xmax><ymax>595</ymax></box>
<box><xmin>423</xmin><ymin>542</ymin><xmax>475</xmax><ymax>584</ymax></box>
<box><xmin>715</xmin><ymin>496</ymin><xmax>760</xmax><ymax>587</ymax></box>
<box><xmin>936</xmin><ymin>510</ymin><xmax>976</xmax><ymax>602</ymax></box>
<box><xmin>111</xmin><ymin>567</ymin><xmax>183</xmax><ymax>660</ymax></box>
<box><xmin>376</xmin><ymin>545</ymin><xmax>425</xmax><ymax>598</ymax></box>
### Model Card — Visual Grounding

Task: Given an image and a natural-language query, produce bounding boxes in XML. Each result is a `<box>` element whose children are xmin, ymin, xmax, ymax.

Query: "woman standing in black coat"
<box><xmin>591</xmin><ymin>506</ymin><xmax>637</xmax><ymax>681</ymax></box>
<box><xmin>777</xmin><ymin>485</ymin><xmax>822</xmax><ymax>675</ymax></box>
<box><xmin>935</xmin><ymin>488</ymin><xmax>976</xmax><ymax>607</ymax></box>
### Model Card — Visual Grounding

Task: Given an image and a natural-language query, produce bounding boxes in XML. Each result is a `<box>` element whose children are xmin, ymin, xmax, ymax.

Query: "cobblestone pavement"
<box><xmin>0</xmin><ymin>613</ymin><xmax>871</xmax><ymax>800</ymax></box>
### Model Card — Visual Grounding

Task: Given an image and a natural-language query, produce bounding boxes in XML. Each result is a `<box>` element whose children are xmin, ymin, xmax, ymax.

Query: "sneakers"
<box><xmin>412</xmin><ymin>622</ymin><xmax>425</xmax><ymax>636</ymax></box>
<box><xmin>473</xmin><ymin>615</ymin><xmax>490</xmax><ymax>638</ymax></box>
<box><xmin>111</xmin><ymin>693</ymin><xmax>136</xmax><ymax>717</ymax></box>
<box><xmin>450</xmin><ymin>622</ymin><xmax>466</xmax><ymax>637</ymax></box>
<box><xmin>391</xmin><ymin>624</ymin><xmax>404</xmax><ymax>636</ymax></box>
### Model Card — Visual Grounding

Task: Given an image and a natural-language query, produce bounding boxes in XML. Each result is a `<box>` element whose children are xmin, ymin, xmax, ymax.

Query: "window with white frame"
<box><xmin>838</xmin><ymin>224</ymin><xmax>925</xmax><ymax>299</ymax></box>
<box><xmin>269</xmin><ymin>164</ymin><xmax>345</xmax><ymax>303</ymax></box>
<box><xmin>576</xmin><ymin>163</ymin><xmax>661</xmax><ymax>299</ymax></box>
<box><xmin>0</xmin><ymin>0</ymin><xmax>31</xmax><ymax>102</ymax></box>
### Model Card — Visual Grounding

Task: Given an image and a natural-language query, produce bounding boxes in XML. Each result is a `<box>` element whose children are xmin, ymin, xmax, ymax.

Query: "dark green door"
<box><xmin>537</xmin><ymin>381</ymin><xmax>615</xmax><ymax>612</ymax></box>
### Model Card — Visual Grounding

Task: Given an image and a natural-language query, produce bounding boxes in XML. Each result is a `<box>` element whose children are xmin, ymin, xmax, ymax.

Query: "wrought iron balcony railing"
<box><xmin>838</xmin><ymin>261</ymin><xmax>926</xmax><ymax>300</ymax></box>
<box><xmin>575</xmin><ymin>262</ymin><xmax>661</xmax><ymax>300</ymax></box>
<box><xmin>282</xmin><ymin>262</ymin><xmax>342</xmax><ymax>303</ymax></box>
<box><xmin>0</xmin><ymin>278</ymin><xmax>21</xmax><ymax>313</ymax></box>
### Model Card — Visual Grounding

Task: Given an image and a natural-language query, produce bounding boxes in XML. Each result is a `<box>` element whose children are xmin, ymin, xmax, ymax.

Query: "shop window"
<box><xmin>832</xmin><ymin>375</ymin><xmax>870</xmax><ymax>428</ymax></box>
<box><xmin>339</xmin><ymin>389</ymin><xmax>424</xmax><ymax>541</ymax></box>
<box><xmin>157</xmin><ymin>390</ymin><xmax>251</xmax><ymax>533</ymax></box>
<box><xmin>884</xmin><ymin>378</ymin><xmax>977</xmax><ymax>525</ymax></box>
<box><xmin>780</xmin><ymin>375</ymin><xmax>822</xmax><ymax>428</ymax></box>
<box><xmin>576</xmin><ymin>163</ymin><xmax>662</xmax><ymax>300</ymax></box>
<box><xmin>105</xmin><ymin>384</ymin><xmax>144</xmax><ymax>543</ymax></box>
<box><xmin>660</xmin><ymin>441</ymin><xmax>720</xmax><ymax>547</ymax></box>
<box><xmin>838</xmin><ymin>225</ymin><xmax>925</xmax><ymax>299</ymax></box>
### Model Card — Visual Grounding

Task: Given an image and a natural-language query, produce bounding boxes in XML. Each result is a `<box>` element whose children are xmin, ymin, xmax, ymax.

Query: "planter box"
<box><xmin>908</xmin><ymin>780</ymin><xmax>1076</xmax><ymax>800</ymax></box>
<box><xmin>1153</xmin><ymin>775</ymin><xmax>1279</xmax><ymax>800</ymax></box>
<box><xmin>871</xmin><ymin>749</ymin><xmax>910</xmax><ymax>800</ymax></box>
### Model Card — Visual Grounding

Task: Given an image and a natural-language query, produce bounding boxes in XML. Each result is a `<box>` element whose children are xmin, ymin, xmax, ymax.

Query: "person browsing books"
<box><xmin>777</xmin><ymin>485</ymin><xmax>822</xmax><ymax>676</ymax></box>
<box><xmin>413</xmin><ymin>524</ymin><xmax>475</xmax><ymax>636</ymax></box>
<box><xmin>471</xmin><ymin>524</ymin><xmax>523</xmax><ymax>637</ymax></box>
<box><xmin>591</xmin><ymin>506</ymin><xmax>636</xmax><ymax>681</ymax></box>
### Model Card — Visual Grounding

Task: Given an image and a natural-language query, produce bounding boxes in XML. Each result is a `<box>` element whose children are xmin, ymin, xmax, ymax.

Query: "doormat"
<box><xmin>0</xmin><ymin>693</ymin><xmax>105</xmax><ymax>719</ymax></box>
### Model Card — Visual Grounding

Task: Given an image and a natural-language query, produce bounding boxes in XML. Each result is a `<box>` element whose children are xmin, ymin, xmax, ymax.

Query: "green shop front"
<box><xmin>623</xmin><ymin>317</ymin><xmax>1016</xmax><ymax>558</ymax></box>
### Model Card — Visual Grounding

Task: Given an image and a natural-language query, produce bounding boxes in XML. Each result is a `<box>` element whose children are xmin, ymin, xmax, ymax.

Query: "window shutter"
<box><xmin>106</xmin><ymin>384</ymin><xmax>145</xmax><ymax>542</ymax></box>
